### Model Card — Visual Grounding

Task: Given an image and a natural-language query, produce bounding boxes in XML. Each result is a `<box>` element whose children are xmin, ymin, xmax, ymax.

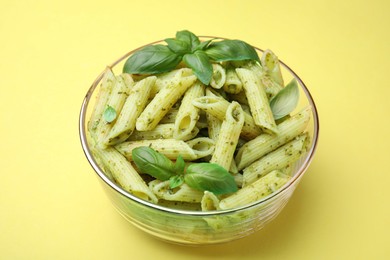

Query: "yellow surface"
<box><xmin>1</xmin><ymin>0</ymin><xmax>389</xmax><ymax>259</ymax></box>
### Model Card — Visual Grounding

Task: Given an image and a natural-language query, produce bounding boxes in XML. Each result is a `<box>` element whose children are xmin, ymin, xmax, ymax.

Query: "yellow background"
<box><xmin>1</xmin><ymin>0</ymin><xmax>389</xmax><ymax>259</ymax></box>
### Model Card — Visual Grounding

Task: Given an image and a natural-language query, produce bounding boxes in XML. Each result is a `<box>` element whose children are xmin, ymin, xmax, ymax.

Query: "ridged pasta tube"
<box><xmin>210</xmin><ymin>64</ymin><xmax>226</xmax><ymax>89</ymax></box>
<box><xmin>219</xmin><ymin>170</ymin><xmax>290</xmax><ymax>209</ymax></box>
<box><xmin>136</xmin><ymin>70</ymin><xmax>197</xmax><ymax>131</ymax></box>
<box><xmin>94</xmin><ymin>146</ymin><xmax>158</xmax><ymax>203</ymax></box>
<box><xmin>242</xmin><ymin>133</ymin><xmax>308</xmax><ymax>186</ymax></box>
<box><xmin>115</xmin><ymin>137</ymin><xmax>215</xmax><ymax>161</ymax></box>
<box><xmin>105</xmin><ymin>76</ymin><xmax>156</xmax><ymax>145</ymax></box>
<box><xmin>174</xmin><ymin>81</ymin><xmax>205</xmax><ymax>140</ymax></box>
<box><xmin>149</xmin><ymin>180</ymin><xmax>204</xmax><ymax>203</ymax></box>
<box><xmin>152</xmin><ymin>68</ymin><xmax>193</xmax><ymax>97</ymax></box>
<box><xmin>128</xmin><ymin>123</ymin><xmax>199</xmax><ymax>141</ymax></box>
<box><xmin>95</xmin><ymin>74</ymin><xmax>133</xmax><ymax>148</ymax></box>
<box><xmin>235</xmin><ymin>107</ymin><xmax>311</xmax><ymax>170</ymax></box>
<box><xmin>223</xmin><ymin>66</ymin><xmax>243</xmax><ymax>94</ymax></box>
<box><xmin>201</xmin><ymin>191</ymin><xmax>221</xmax><ymax>211</ymax></box>
<box><xmin>210</xmin><ymin>101</ymin><xmax>244</xmax><ymax>170</ymax></box>
<box><xmin>88</xmin><ymin>67</ymin><xmax>115</xmax><ymax>135</ymax></box>
<box><xmin>236</xmin><ymin>67</ymin><xmax>278</xmax><ymax>134</ymax></box>
<box><xmin>192</xmin><ymin>96</ymin><xmax>262</xmax><ymax>140</ymax></box>
<box><xmin>261</xmin><ymin>49</ymin><xmax>284</xmax><ymax>87</ymax></box>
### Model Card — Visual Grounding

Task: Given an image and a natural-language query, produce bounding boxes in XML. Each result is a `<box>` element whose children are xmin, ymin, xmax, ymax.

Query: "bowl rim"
<box><xmin>79</xmin><ymin>36</ymin><xmax>319</xmax><ymax>216</ymax></box>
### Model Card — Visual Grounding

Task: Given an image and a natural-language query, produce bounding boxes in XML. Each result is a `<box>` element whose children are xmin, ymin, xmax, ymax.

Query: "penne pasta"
<box><xmin>219</xmin><ymin>170</ymin><xmax>291</xmax><ymax>209</ymax></box>
<box><xmin>210</xmin><ymin>101</ymin><xmax>245</xmax><ymax>170</ymax></box>
<box><xmin>115</xmin><ymin>137</ymin><xmax>215</xmax><ymax>161</ymax></box>
<box><xmin>136</xmin><ymin>69</ymin><xmax>197</xmax><ymax>131</ymax></box>
<box><xmin>261</xmin><ymin>49</ymin><xmax>284</xmax><ymax>86</ymax></box>
<box><xmin>105</xmin><ymin>76</ymin><xmax>156</xmax><ymax>145</ymax></box>
<box><xmin>94</xmin><ymin>146</ymin><xmax>158</xmax><ymax>203</ymax></box>
<box><xmin>88</xmin><ymin>67</ymin><xmax>116</xmax><ymax>135</ymax></box>
<box><xmin>236</xmin><ymin>67</ymin><xmax>278</xmax><ymax>134</ymax></box>
<box><xmin>210</xmin><ymin>64</ymin><xmax>226</xmax><ymax>89</ymax></box>
<box><xmin>149</xmin><ymin>180</ymin><xmax>204</xmax><ymax>203</ymax></box>
<box><xmin>242</xmin><ymin>133</ymin><xmax>308</xmax><ymax>186</ymax></box>
<box><xmin>152</xmin><ymin>68</ymin><xmax>193</xmax><ymax>97</ymax></box>
<box><xmin>174</xmin><ymin>81</ymin><xmax>205</xmax><ymax>140</ymax></box>
<box><xmin>223</xmin><ymin>65</ymin><xmax>243</xmax><ymax>94</ymax></box>
<box><xmin>201</xmin><ymin>191</ymin><xmax>221</xmax><ymax>211</ymax></box>
<box><xmin>192</xmin><ymin>96</ymin><xmax>262</xmax><ymax>140</ymax></box>
<box><xmin>235</xmin><ymin>107</ymin><xmax>311</xmax><ymax>170</ymax></box>
<box><xmin>95</xmin><ymin>74</ymin><xmax>133</xmax><ymax>148</ymax></box>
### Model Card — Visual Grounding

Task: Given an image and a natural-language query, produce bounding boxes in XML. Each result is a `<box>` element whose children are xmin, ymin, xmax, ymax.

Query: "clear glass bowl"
<box><xmin>79</xmin><ymin>37</ymin><xmax>319</xmax><ymax>245</ymax></box>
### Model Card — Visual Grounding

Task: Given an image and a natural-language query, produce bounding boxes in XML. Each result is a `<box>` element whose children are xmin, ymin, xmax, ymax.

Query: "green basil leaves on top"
<box><xmin>123</xmin><ymin>30</ymin><xmax>260</xmax><ymax>85</ymax></box>
<box><xmin>183</xmin><ymin>50</ymin><xmax>213</xmax><ymax>87</ymax></box>
<box><xmin>132</xmin><ymin>146</ymin><xmax>176</xmax><ymax>180</ymax></box>
<box><xmin>131</xmin><ymin>146</ymin><xmax>238</xmax><ymax>195</ymax></box>
<box><xmin>185</xmin><ymin>163</ymin><xmax>238</xmax><ymax>195</ymax></box>
<box><xmin>123</xmin><ymin>45</ymin><xmax>181</xmax><ymax>74</ymax></box>
<box><xmin>270</xmin><ymin>79</ymin><xmax>300</xmax><ymax>120</ymax></box>
<box><xmin>204</xmin><ymin>39</ymin><xmax>260</xmax><ymax>62</ymax></box>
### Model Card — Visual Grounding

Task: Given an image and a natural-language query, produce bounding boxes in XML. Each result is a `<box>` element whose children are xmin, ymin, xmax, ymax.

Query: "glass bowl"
<box><xmin>79</xmin><ymin>37</ymin><xmax>319</xmax><ymax>245</ymax></box>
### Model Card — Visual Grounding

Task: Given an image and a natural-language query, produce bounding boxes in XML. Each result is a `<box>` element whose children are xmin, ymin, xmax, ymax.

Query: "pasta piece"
<box><xmin>228</xmin><ymin>91</ymin><xmax>249</xmax><ymax>106</ymax></box>
<box><xmin>242</xmin><ymin>133</ymin><xmax>308</xmax><ymax>186</ymax></box>
<box><xmin>128</xmin><ymin>123</ymin><xmax>199</xmax><ymax>141</ymax></box>
<box><xmin>236</xmin><ymin>68</ymin><xmax>278</xmax><ymax>134</ymax></box>
<box><xmin>158</xmin><ymin>199</ymin><xmax>201</xmax><ymax>211</ymax></box>
<box><xmin>95</xmin><ymin>74</ymin><xmax>133</xmax><ymax>148</ymax></box>
<box><xmin>115</xmin><ymin>137</ymin><xmax>215</xmax><ymax>161</ymax></box>
<box><xmin>219</xmin><ymin>170</ymin><xmax>290</xmax><ymax>209</ymax></box>
<box><xmin>206</xmin><ymin>113</ymin><xmax>222</xmax><ymax>141</ymax></box>
<box><xmin>234</xmin><ymin>173</ymin><xmax>243</xmax><ymax>188</ymax></box>
<box><xmin>236</xmin><ymin>107</ymin><xmax>311</xmax><ymax>170</ymax></box>
<box><xmin>239</xmin><ymin>61</ymin><xmax>283</xmax><ymax>100</ymax></box>
<box><xmin>136</xmin><ymin>70</ymin><xmax>197</xmax><ymax>131</ymax></box>
<box><xmin>261</xmin><ymin>49</ymin><xmax>284</xmax><ymax>86</ymax></box>
<box><xmin>152</xmin><ymin>68</ymin><xmax>193</xmax><ymax>97</ymax></box>
<box><xmin>128</xmin><ymin>123</ymin><xmax>175</xmax><ymax>141</ymax></box>
<box><xmin>192</xmin><ymin>96</ymin><xmax>262</xmax><ymax>140</ymax></box>
<box><xmin>88</xmin><ymin>67</ymin><xmax>115</xmax><ymax>135</ymax></box>
<box><xmin>210</xmin><ymin>101</ymin><xmax>244</xmax><ymax>170</ymax></box>
<box><xmin>149</xmin><ymin>180</ymin><xmax>204</xmax><ymax>203</ymax></box>
<box><xmin>201</xmin><ymin>191</ymin><xmax>220</xmax><ymax>211</ymax></box>
<box><xmin>160</xmin><ymin>108</ymin><xmax>179</xmax><ymax>124</ymax></box>
<box><xmin>105</xmin><ymin>76</ymin><xmax>156</xmax><ymax>145</ymax></box>
<box><xmin>210</xmin><ymin>64</ymin><xmax>226</xmax><ymax>89</ymax></box>
<box><xmin>94</xmin><ymin>146</ymin><xmax>158</xmax><ymax>203</ymax></box>
<box><xmin>223</xmin><ymin>65</ymin><xmax>243</xmax><ymax>94</ymax></box>
<box><xmin>174</xmin><ymin>81</ymin><xmax>205</xmax><ymax>140</ymax></box>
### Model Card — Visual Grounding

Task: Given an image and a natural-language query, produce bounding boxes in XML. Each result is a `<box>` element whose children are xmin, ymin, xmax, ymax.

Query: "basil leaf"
<box><xmin>123</xmin><ymin>45</ymin><xmax>181</xmax><ymax>74</ymax></box>
<box><xmin>132</xmin><ymin>146</ymin><xmax>176</xmax><ymax>180</ymax></box>
<box><xmin>183</xmin><ymin>50</ymin><xmax>213</xmax><ymax>85</ymax></box>
<box><xmin>165</xmin><ymin>38</ymin><xmax>190</xmax><ymax>55</ymax></box>
<box><xmin>173</xmin><ymin>155</ymin><xmax>185</xmax><ymax>174</ymax></box>
<box><xmin>194</xmin><ymin>40</ymin><xmax>212</xmax><ymax>51</ymax></box>
<box><xmin>270</xmin><ymin>79</ymin><xmax>300</xmax><ymax>120</ymax></box>
<box><xmin>184</xmin><ymin>163</ymin><xmax>238</xmax><ymax>195</ymax></box>
<box><xmin>103</xmin><ymin>105</ymin><xmax>116</xmax><ymax>123</ymax></box>
<box><xmin>176</xmin><ymin>30</ymin><xmax>200</xmax><ymax>51</ymax></box>
<box><xmin>169</xmin><ymin>175</ymin><xmax>184</xmax><ymax>189</ymax></box>
<box><xmin>205</xmin><ymin>39</ymin><xmax>260</xmax><ymax>62</ymax></box>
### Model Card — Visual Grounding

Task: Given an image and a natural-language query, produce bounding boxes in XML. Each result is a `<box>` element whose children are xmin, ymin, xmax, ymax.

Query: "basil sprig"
<box><xmin>123</xmin><ymin>30</ymin><xmax>260</xmax><ymax>85</ymax></box>
<box><xmin>132</xmin><ymin>146</ymin><xmax>238</xmax><ymax>195</ymax></box>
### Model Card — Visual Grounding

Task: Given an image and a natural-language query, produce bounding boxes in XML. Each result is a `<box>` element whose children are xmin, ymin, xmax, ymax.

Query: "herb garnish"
<box><xmin>103</xmin><ymin>105</ymin><xmax>117</xmax><ymax>123</ymax></box>
<box><xmin>132</xmin><ymin>146</ymin><xmax>238</xmax><ymax>195</ymax></box>
<box><xmin>123</xmin><ymin>30</ymin><xmax>260</xmax><ymax>85</ymax></box>
<box><xmin>270</xmin><ymin>79</ymin><xmax>299</xmax><ymax>120</ymax></box>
